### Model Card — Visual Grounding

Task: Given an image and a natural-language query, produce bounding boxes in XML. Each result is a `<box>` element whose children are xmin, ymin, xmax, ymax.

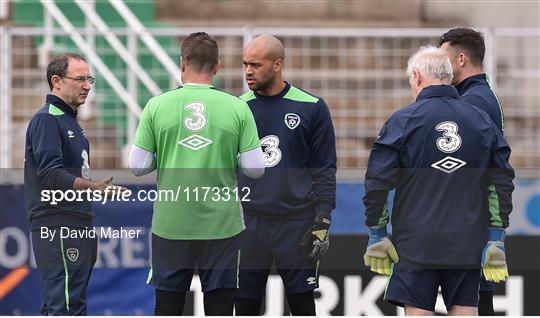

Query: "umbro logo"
<box><xmin>306</xmin><ymin>277</ymin><xmax>317</xmax><ymax>285</ymax></box>
<box><xmin>178</xmin><ymin>134</ymin><xmax>213</xmax><ymax>151</ymax></box>
<box><xmin>431</xmin><ymin>156</ymin><xmax>467</xmax><ymax>174</ymax></box>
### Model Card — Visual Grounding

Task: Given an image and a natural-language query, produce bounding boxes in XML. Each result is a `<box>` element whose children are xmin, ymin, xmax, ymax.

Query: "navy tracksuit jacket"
<box><xmin>363</xmin><ymin>85</ymin><xmax>514</xmax><ymax>266</ymax></box>
<box><xmin>24</xmin><ymin>94</ymin><xmax>96</xmax><ymax>315</ymax></box>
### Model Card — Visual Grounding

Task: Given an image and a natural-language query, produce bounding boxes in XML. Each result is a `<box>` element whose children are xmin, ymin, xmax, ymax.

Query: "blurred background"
<box><xmin>0</xmin><ymin>0</ymin><xmax>539</xmax><ymax>315</ymax></box>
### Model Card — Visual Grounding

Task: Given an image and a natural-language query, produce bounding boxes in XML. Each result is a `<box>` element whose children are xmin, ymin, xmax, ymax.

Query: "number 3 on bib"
<box><xmin>435</xmin><ymin>121</ymin><xmax>462</xmax><ymax>153</ymax></box>
<box><xmin>260</xmin><ymin>135</ymin><xmax>282</xmax><ymax>167</ymax></box>
<box><xmin>81</xmin><ymin>149</ymin><xmax>90</xmax><ymax>180</ymax></box>
<box><xmin>184</xmin><ymin>102</ymin><xmax>207</xmax><ymax>132</ymax></box>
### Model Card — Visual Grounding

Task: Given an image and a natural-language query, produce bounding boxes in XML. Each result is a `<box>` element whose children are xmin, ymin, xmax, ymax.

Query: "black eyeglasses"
<box><xmin>63</xmin><ymin>76</ymin><xmax>96</xmax><ymax>84</ymax></box>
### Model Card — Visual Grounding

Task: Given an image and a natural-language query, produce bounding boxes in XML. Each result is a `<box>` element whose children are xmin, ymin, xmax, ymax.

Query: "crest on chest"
<box><xmin>284</xmin><ymin>113</ymin><xmax>301</xmax><ymax>130</ymax></box>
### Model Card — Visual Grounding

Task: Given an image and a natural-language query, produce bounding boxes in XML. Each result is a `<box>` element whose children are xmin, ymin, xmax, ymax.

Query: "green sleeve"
<box><xmin>238</xmin><ymin>102</ymin><xmax>261</xmax><ymax>153</ymax></box>
<box><xmin>133</xmin><ymin>99</ymin><xmax>156</xmax><ymax>153</ymax></box>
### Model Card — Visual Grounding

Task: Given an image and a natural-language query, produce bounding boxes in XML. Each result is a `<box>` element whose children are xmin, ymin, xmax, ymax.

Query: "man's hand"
<box><xmin>300</xmin><ymin>210</ymin><xmax>331</xmax><ymax>261</ymax></box>
<box><xmin>482</xmin><ymin>228</ymin><xmax>509</xmax><ymax>283</ymax></box>
<box><xmin>74</xmin><ymin>175</ymin><xmax>131</xmax><ymax>198</ymax></box>
<box><xmin>364</xmin><ymin>226</ymin><xmax>399</xmax><ymax>276</ymax></box>
<box><xmin>97</xmin><ymin>176</ymin><xmax>131</xmax><ymax>198</ymax></box>
<box><xmin>93</xmin><ymin>176</ymin><xmax>113</xmax><ymax>191</ymax></box>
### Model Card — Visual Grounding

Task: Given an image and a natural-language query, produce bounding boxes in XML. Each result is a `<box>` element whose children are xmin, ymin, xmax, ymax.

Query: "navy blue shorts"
<box><xmin>149</xmin><ymin>232</ymin><xmax>242</xmax><ymax>293</ymax></box>
<box><xmin>479</xmin><ymin>273</ymin><xmax>495</xmax><ymax>292</ymax></box>
<box><xmin>385</xmin><ymin>259</ymin><xmax>481</xmax><ymax>311</ymax></box>
<box><xmin>31</xmin><ymin>226</ymin><xmax>97</xmax><ymax>315</ymax></box>
<box><xmin>237</xmin><ymin>213</ymin><xmax>319</xmax><ymax>298</ymax></box>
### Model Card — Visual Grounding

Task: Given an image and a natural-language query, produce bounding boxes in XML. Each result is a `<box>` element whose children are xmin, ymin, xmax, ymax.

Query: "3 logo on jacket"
<box><xmin>260</xmin><ymin>135</ymin><xmax>282</xmax><ymax>167</ymax></box>
<box><xmin>431</xmin><ymin>121</ymin><xmax>467</xmax><ymax>174</ymax></box>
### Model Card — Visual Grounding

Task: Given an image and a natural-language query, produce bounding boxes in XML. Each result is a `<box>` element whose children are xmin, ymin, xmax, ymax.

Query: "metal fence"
<box><xmin>1</xmin><ymin>27</ymin><xmax>538</xmax><ymax>177</ymax></box>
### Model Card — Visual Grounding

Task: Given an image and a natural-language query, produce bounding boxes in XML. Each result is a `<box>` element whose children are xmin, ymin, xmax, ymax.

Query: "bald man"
<box><xmin>235</xmin><ymin>35</ymin><xmax>337</xmax><ymax>315</ymax></box>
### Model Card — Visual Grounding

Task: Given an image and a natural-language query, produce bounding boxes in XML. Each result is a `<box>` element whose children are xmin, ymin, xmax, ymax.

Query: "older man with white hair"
<box><xmin>362</xmin><ymin>46</ymin><xmax>514</xmax><ymax>316</ymax></box>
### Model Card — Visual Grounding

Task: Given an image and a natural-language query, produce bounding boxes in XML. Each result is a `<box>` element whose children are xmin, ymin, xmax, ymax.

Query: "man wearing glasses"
<box><xmin>24</xmin><ymin>53</ymin><xmax>122</xmax><ymax>315</ymax></box>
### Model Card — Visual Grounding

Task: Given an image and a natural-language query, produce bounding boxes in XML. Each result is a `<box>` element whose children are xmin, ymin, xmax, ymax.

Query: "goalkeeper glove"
<box><xmin>364</xmin><ymin>226</ymin><xmax>399</xmax><ymax>276</ymax></box>
<box><xmin>481</xmin><ymin>227</ymin><xmax>509</xmax><ymax>283</ymax></box>
<box><xmin>300</xmin><ymin>210</ymin><xmax>331</xmax><ymax>261</ymax></box>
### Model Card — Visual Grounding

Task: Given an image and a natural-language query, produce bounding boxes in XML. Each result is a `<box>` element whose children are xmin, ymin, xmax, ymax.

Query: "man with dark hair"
<box><xmin>129</xmin><ymin>32</ymin><xmax>265</xmax><ymax>315</ymax></box>
<box><xmin>440</xmin><ymin>27</ymin><xmax>504</xmax><ymax>132</ymax></box>
<box><xmin>180</xmin><ymin>32</ymin><xmax>219</xmax><ymax>72</ymax></box>
<box><xmin>440</xmin><ymin>27</ymin><xmax>508</xmax><ymax>315</ymax></box>
<box><xmin>25</xmin><ymin>53</ymin><xmax>123</xmax><ymax>315</ymax></box>
<box><xmin>234</xmin><ymin>34</ymin><xmax>337</xmax><ymax>315</ymax></box>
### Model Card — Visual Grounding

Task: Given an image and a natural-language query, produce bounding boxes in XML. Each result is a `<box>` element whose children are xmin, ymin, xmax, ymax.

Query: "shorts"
<box><xmin>385</xmin><ymin>258</ymin><xmax>481</xmax><ymax>311</ymax></box>
<box><xmin>148</xmin><ymin>232</ymin><xmax>242</xmax><ymax>293</ymax></box>
<box><xmin>479</xmin><ymin>272</ymin><xmax>495</xmax><ymax>292</ymax></box>
<box><xmin>31</xmin><ymin>226</ymin><xmax>97</xmax><ymax>315</ymax></box>
<box><xmin>236</xmin><ymin>213</ymin><xmax>319</xmax><ymax>298</ymax></box>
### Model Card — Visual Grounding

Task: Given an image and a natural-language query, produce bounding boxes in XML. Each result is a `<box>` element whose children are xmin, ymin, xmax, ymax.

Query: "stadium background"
<box><xmin>0</xmin><ymin>0</ymin><xmax>538</xmax><ymax>315</ymax></box>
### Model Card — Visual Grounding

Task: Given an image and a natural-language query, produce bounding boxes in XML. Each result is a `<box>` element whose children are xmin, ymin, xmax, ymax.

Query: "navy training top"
<box><xmin>456</xmin><ymin>73</ymin><xmax>504</xmax><ymax>132</ymax></box>
<box><xmin>238</xmin><ymin>83</ymin><xmax>337</xmax><ymax>219</ymax></box>
<box><xmin>24</xmin><ymin>94</ymin><xmax>93</xmax><ymax>230</ymax></box>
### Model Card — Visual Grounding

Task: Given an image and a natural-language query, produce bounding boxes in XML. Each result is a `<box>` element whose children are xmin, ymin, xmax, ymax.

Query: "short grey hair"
<box><xmin>406</xmin><ymin>45</ymin><xmax>453</xmax><ymax>84</ymax></box>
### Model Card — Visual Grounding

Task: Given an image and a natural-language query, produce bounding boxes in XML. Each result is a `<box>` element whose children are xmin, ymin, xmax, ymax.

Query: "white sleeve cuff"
<box><xmin>238</xmin><ymin>147</ymin><xmax>265</xmax><ymax>179</ymax></box>
<box><xmin>128</xmin><ymin>144</ymin><xmax>156</xmax><ymax>177</ymax></box>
